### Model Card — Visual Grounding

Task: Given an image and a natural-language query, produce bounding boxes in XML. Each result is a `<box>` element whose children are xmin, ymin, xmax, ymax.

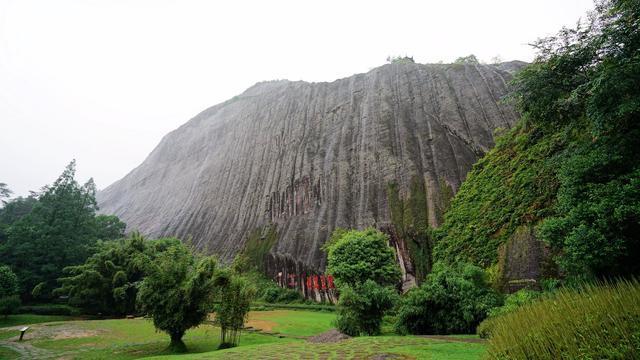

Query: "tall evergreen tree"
<box><xmin>0</xmin><ymin>161</ymin><xmax>123</xmax><ymax>299</ymax></box>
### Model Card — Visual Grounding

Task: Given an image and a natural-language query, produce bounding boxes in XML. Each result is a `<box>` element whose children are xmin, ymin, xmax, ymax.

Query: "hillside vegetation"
<box><xmin>435</xmin><ymin>0</ymin><xmax>640</xmax><ymax>282</ymax></box>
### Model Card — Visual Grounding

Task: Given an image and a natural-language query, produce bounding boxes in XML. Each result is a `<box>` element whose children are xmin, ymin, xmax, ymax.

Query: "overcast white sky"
<box><xmin>1</xmin><ymin>0</ymin><xmax>595</xmax><ymax>198</ymax></box>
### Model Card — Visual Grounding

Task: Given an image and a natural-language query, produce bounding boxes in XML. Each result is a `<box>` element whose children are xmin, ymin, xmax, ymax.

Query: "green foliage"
<box><xmin>0</xmin><ymin>183</ymin><xmax>11</xmax><ymax>201</ymax></box>
<box><xmin>386</xmin><ymin>55</ymin><xmax>415</xmax><ymax>64</ymax></box>
<box><xmin>241</xmin><ymin>225</ymin><xmax>278</xmax><ymax>272</ymax></box>
<box><xmin>486</xmin><ymin>279</ymin><xmax>640</xmax><ymax>359</ymax></box>
<box><xmin>325</xmin><ymin>228</ymin><xmax>401</xmax><ymax>288</ymax></box>
<box><xmin>0</xmin><ymin>265</ymin><xmax>20</xmax><ymax>317</ymax></box>
<box><xmin>436</xmin><ymin>1</ymin><xmax>640</xmax><ymax>281</ymax></box>
<box><xmin>477</xmin><ymin>289</ymin><xmax>541</xmax><ymax>339</ymax></box>
<box><xmin>335</xmin><ymin>280</ymin><xmax>398</xmax><ymax>336</ymax></box>
<box><xmin>213</xmin><ymin>270</ymin><xmax>256</xmax><ymax>348</ymax></box>
<box><xmin>55</xmin><ymin>232</ymin><xmax>180</xmax><ymax>315</ymax></box>
<box><xmin>386</xmin><ymin>180</ymin><xmax>433</xmax><ymax>282</ymax></box>
<box><xmin>394</xmin><ymin>262</ymin><xmax>502</xmax><ymax>335</ymax></box>
<box><xmin>433</xmin><ymin>123</ymin><xmax>569</xmax><ymax>268</ymax></box>
<box><xmin>137</xmin><ymin>243</ymin><xmax>217</xmax><ymax>352</ymax></box>
<box><xmin>454</xmin><ymin>54</ymin><xmax>479</xmax><ymax>64</ymax></box>
<box><xmin>0</xmin><ymin>161</ymin><xmax>126</xmax><ymax>299</ymax></box>
<box><xmin>511</xmin><ymin>0</ymin><xmax>640</xmax><ymax>279</ymax></box>
<box><xmin>94</xmin><ymin>215</ymin><xmax>126</xmax><ymax>241</ymax></box>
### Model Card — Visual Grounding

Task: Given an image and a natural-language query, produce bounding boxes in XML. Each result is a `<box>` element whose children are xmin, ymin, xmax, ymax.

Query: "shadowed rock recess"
<box><xmin>98</xmin><ymin>61</ymin><xmax>524</xmax><ymax>288</ymax></box>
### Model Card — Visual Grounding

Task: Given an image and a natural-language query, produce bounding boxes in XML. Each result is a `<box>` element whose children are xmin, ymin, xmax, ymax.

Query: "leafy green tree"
<box><xmin>454</xmin><ymin>54</ymin><xmax>479</xmax><ymax>64</ymax></box>
<box><xmin>509</xmin><ymin>0</ymin><xmax>640</xmax><ymax>279</ymax></box>
<box><xmin>335</xmin><ymin>280</ymin><xmax>398</xmax><ymax>336</ymax></box>
<box><xmin>0</xmin><ymin>161</ymin><xmax>125</xmax><ymax>299</ymax></box>
<box><xmin>395</xmin><ymin>262</ymin><xmax>502</xmax><ymax>335</ymax></box>
<box><xmin>326</xmin><ymin>228</ymin><xmax>401</xmax><ymax>337</ymax></box>
<box><xmin>55</xmin><ymin>233</ymin><xmax>179</xmax><ymax>315</ymax></box>
<box><xmin>94</xmin><ymin>215</ymin><xmax>126</xmax><ymax>241</ymax></box>
<box><xmin>137</xmin><ymin>243</ymin><xmax>217</xmax><ymax>352</ymax></box>
<box><xmin>213</xmin><ymin>270</ymin><xmax>255</xmax><ymax>348</ymax></box>
<box><xmin>325</xmin><ymin>228</ymin><xmax>401</xmax><ymax>288</ymax></box>
<box><xmin>0</xmin><ymin>265</ymin><xmax>20</xmax><ymax>317</ymax></box>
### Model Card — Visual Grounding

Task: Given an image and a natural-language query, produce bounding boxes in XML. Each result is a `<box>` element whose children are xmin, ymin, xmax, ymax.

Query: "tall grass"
<box><xmin>486</xmin><ymin>279</ymin><xmax>640</xmax><ymax>359</ymax></box>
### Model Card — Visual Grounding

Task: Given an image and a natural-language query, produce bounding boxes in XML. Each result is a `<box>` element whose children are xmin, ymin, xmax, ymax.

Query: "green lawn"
<box><xmin>150</xmin><ymin>336</ymin><xmax>485</xmax><ymax>360</ymax></box>
<box><xmin>0</xmin><ymin>311</ymin><xmax>485</xmax><ymax>359</ymax></box>
<box><xmin>247</xmin><ymin>309</ymin><xmax>335</xmax><ymax>336</ymax></box>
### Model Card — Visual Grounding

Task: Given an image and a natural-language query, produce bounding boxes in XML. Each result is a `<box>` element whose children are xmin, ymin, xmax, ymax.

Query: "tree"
<box><xmin>454</xmin><ymin>54</ymin><xmax>479</xmax><ymax>64</ymax></box>
<box><xmin>325</xmin><ymin>228</ymin><xmax>401</xmax><ymax>288</ymax></box>
<box><xmin>0</xmin><ymin>161</ymin><xmax>125</xmax><ymax>299</ymax></box>
<box><xmin>394</xmin><ymin>262</ymin><xmax>502</xmax><ymax>335</ymax></box>
<box><xmin>325</xmin><ymin>228</ymin><xmax>401</xmax><ymax>336</ymax></box>
<box><xmin>94</xmin><ymin>215</ymin><xmax>126</xmax><ymax>241</ymax></box>
<box><xmin>508</xmin><ymin>0</ymin><xmax>640</xmax><ymax>279</ymax></box>
<box><xmin>55</xmin><ymin>233</ymin><xmax>180</xmax><ymax>315</ymax></box>
<box><xmin>137</xmin><ymin>243</ymin><xmax>217</xmax><ymax>352</ymax></box>
<box><xmin>0</xmin><ymin>265</ymin><xmax>20</xmax><ymax>318</ymax></box>
<box><xmin>386</xmin><ymin>55</ymin><xmax>415</xmax><ymax>64</ymax></box>
<box><xmin>0</xmin><ymin>183</ymin><xmax>12</xmax><ymax>204</ymax></box>
<box><xmin>213</xmin><ymin>270</ymin><xmax>255</xmax><ymax>348</ymax></box>
<box><xmin>335</xmin><ymin>280</ymin><xmax>398</xmax><ymax>336</ymax></box>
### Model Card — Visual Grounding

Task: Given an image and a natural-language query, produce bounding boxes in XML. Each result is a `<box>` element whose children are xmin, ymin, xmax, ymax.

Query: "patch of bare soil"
<box><xmin>51</xmin><ymin>328</ymin><xmax>99</xmax><ymax>340</ymax></box>
<box><xmin>306</xmin><ymin>329</ymin><xmax>351</xmax><ymax>343</ymax></box>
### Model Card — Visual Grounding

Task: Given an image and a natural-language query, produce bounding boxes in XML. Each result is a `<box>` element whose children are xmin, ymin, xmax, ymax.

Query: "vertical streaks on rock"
<box><xmin>98</xmin><ymin>62</ymin><xmax>524</xmax><ymax>273</ymax></box>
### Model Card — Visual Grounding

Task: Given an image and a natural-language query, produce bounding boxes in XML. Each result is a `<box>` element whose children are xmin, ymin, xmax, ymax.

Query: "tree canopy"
<box><xmin>325</xmin><ymin>228</ymin><xmax>401</xmax><ymax>288</ymax></box>
<box><xmin>137</xmin><ymin>243</ymin><xmax>217</xmax><ymax>352</ymax></box>
<box><xmin>55</xmin><ymin>232</ymin><xmax>180</xmax><ymax>315</ymax></box>
<box><xmin>0</xmin><ymin>161</ymin><xmax>126</xmax><ymax>299</ymax></box>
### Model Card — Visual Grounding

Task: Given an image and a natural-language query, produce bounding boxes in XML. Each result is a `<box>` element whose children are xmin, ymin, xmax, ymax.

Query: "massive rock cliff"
<box><xmin>98</xmin><ymin>61</ymin><xmax>524</xmax><ymax>288</ymax></box>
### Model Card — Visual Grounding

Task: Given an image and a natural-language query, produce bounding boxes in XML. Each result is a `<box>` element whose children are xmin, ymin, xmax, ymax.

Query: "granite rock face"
<box><xmin>98</xmin><ymin>61</ymin><xmax>524</xmax><ymax>283</ymax></box>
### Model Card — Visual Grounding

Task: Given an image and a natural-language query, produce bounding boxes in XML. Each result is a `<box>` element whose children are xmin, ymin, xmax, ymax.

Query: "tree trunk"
<box><xmin>169</xmin><ymin>332</ymin><xmax>187</xmax><ymax>353</ymax></box>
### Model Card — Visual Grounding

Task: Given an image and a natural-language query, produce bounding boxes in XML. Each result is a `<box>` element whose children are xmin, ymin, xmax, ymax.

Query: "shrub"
<box><xmin>0</xmin><ymin>265</ymin><xmax>20</xmax><ymax>317</ymax></box>
<box><xmin>486</xmin><ymin>279</ymin><xmax>640</xmax><ymax>359</ymax></box>
<box><xmin>395</xmin><ymin>262</ymin><xmax>502</xmax><ymax>335</ymax></box>
<box><xmin>213</xmin><ymin>271</ymin><xmax>255</xmax><ymax>348</ymax></box>
<box><xmin>335</xmin><ymin>280</ymin><xmax>398</xmax><ymax>336</ymax></box>
<box><xmin>325</xmin><ymin>228</ymin><xmax>401</xmax><ymax>288</ymax></box>
<box><xmin>477</xmin><ymin>289</ymin><xmax>541</xmax><ymax>338</ymax></box>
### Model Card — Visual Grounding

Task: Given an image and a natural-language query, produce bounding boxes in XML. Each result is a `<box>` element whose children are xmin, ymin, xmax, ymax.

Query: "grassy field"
<box><xmin>0</xmin><ymin>310</ymin><xmax>485</xmax><ymax>359</ymax></box>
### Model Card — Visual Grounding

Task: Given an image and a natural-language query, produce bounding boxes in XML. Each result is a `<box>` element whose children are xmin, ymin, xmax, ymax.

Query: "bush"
<box><xmin>0</xmin><ymin>295</ymin><xmax>20</xmax><ymax>317</ymax></box>
<box><xmin>395</xmin><ymin>262</ymin><xmax>502</xmax><ymax>335</ymax></box>
<box><xmin>18</xmin><ymin>304</ymin><xmax>80</xmax><ymax>316</ymax></box>
<box><xmin>477</xmin><ymin>289</ymin><xmax>541</xmax><ymax>339</ymax></box>
<box><xmin>486</xmin><ymin>279</ymin><xmax>640</xmax><ymax>359</ymax></box>
<box><xmin>335</xmin><ymin>280</ymin><xmax>398</xmax><ymax>336</ymax></box>
<box><xmin>261</xmin><ymin>286</ymin><xmax>302</xmax><ymax>304</ymax></box>
<box><xmin>325</xmin><ymin>228</ymin><xmax>401</xmax><ymax>288</ymax></box>
<box><xmin>0</xmin><ymin>265</ymin><xmax>20</xmax><ymax>317</ymax></box>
